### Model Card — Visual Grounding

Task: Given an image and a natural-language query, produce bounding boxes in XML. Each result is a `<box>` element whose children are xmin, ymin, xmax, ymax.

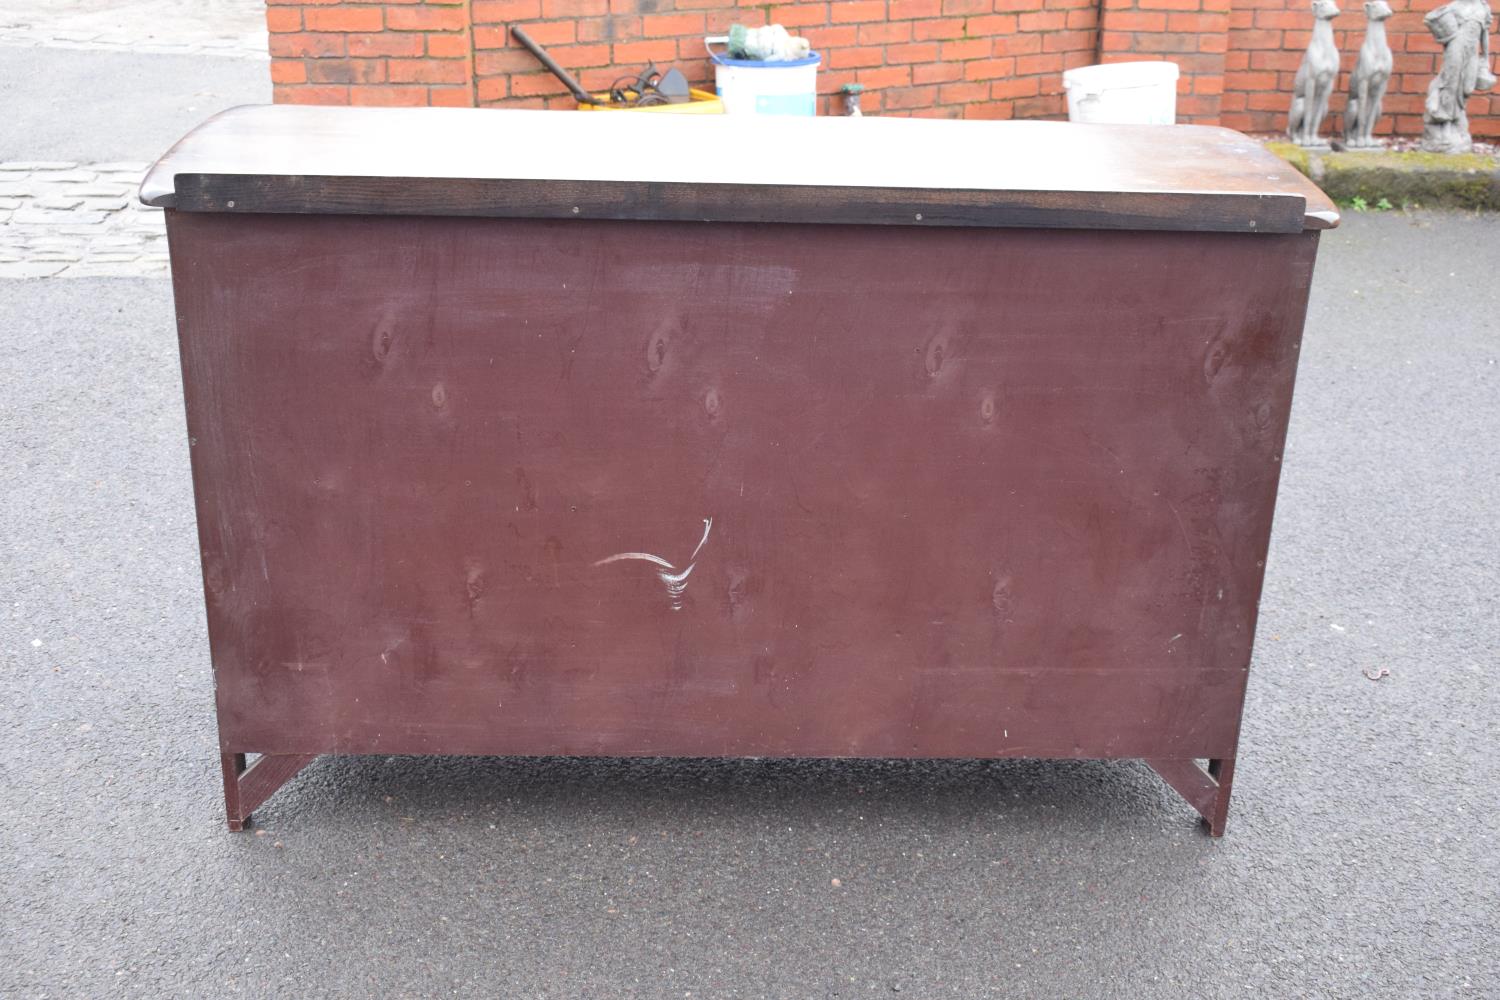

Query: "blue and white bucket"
<box><xmin>706</xmin><ymin>38</ymin><xmax>821</xmax><ymax>116</ymax></box>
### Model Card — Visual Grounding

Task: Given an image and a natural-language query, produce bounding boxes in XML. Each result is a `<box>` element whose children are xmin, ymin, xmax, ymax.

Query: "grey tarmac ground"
<box><xmin>0</xmin><ymin>45</ymin><xmax>268</xmax><ymax>164</ymax></box>
<box><xmin>1</xmin><ymin>13</ymin><xmax>1498</xmax><ymax>1000</ymax></box>
<box><xmin>0</xmin><ymin>42</ymin><xmax>269</xmax><ymax>279</ymax></box>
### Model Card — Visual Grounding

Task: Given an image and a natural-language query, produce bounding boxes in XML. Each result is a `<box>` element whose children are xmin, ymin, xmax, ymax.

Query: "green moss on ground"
<box><xmin>1265</xmin><ymin>144</ymin><xmax>1500</xmax><ymax>210</ymax></box>
<box><xmin>1265</xmin><ymin>141</ymin><xmax>1310</xmax><ymax>175</ymax></box>
<box><xmin>1322</xmin><ymin>150</ymin><xmax>1495</xmax><ymax>173</ymax></box>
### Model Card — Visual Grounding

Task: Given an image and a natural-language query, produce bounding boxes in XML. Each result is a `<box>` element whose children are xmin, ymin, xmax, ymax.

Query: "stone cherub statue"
<box><xmin>1421</xmin><ymin>0</ymin><xmax>1496</xmax><ymax>152</ymax></box>
<box><xmin>1345</xmin><ymin>1</ymin><xmax>1394</xmax><ymax>146</ymax></box>
<box><xmin>1288</xmin><ymin>0</ymin><xmax>1342</xmax><ymax>147</ymax></box>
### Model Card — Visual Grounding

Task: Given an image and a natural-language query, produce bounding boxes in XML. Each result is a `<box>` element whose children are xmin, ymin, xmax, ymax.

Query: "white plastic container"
<box><xmin>707</xmin><ymin>38</ymin><xmax>821</xmax><ymax>116</ymax></box>
<box><xmin>1063</xmin><ymin>61</ymin><xmax>1179</xmax><ymax>125</ymax></box>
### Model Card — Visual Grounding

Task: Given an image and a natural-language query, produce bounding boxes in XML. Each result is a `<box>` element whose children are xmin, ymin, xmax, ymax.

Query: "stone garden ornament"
<box><xmin>1345</xmin><ymin>2</ymin><xmax>1394</xmax><ymax>147</ymax></box>
<box><xmin>1288</xmin><ymin>0</ymin><xmax>1342</xmax><ymax>147</ymax></box>
<box><xmin>1421</xmin><ymin>0</ymin><xmax>1496</xmax><ymax>153</ymax></box>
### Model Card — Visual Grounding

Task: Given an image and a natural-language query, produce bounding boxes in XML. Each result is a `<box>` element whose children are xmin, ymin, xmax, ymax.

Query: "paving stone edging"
<box><xmin>1266</xmin><ymin>142</ymin><xmax>1500</xmax><ymax>211</ymax></box>
<box><xmin>0</xmin><ymin>28</ymin><xmax>267</xmax><ymax>58</ymax></box>
<box><xmin>0</xmin><ymin>0</ymin><xmax>268</xmax><ymax>60</ymax></box>
<box><xmin>0</xmin><ymin>162</ymin><xmax>166</xmax><ymax>279</ymax></box>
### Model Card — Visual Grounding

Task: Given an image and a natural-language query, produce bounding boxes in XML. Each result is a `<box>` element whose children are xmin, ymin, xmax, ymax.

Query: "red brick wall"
<box><xmin>1221</xmin><ymin>0</ymin><xmax>1498</xmax><ymax>140</ymax></box>
<box><xmin>268</xmin><ymin>0</ymin><xmax>475</xmax><ymax>107</ymax></box>
<box><xmin>266</xmin><ymin>0</ymin><xmax>1499</xmax><ymax>138</ymax></box>
<box><xmin>269</xmin><ymin>0</ymin><xmax>1102</xmax><ymax>117</ymax></box>
<box><xmin>1098</xmin><ymin>0</ymin><xmax>1229</xmax><ymax>123</ymax></box>
<box><xmin>474</xmin><ymin>0</ymin><xmax>1105</xmax><ymax>117</ymax></box>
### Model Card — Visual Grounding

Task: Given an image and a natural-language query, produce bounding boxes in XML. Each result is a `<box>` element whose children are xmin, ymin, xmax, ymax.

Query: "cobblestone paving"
<box><xmin>0</xmin><ymin>162</ymin><xmax>167</xmax><ymax>278</ymax></box>
<box><xmin>0</xmin><ymin>0</ymin><xmax>267</xmax><ymax>59</ymax></box>
<box><xmin>0</xmin><ymin>1</ymin><xmax>268</xmax><ymax>278</ymax></box>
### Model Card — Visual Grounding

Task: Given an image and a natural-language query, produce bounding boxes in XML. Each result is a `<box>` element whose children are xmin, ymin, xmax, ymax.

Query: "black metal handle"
<box><xmin>510</xmin><ymin>25</ymin><xmax>599</xmax><ymax>105</ymax></box>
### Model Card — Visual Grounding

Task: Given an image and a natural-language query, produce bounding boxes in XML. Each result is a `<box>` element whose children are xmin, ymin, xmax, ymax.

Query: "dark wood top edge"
<box><xmin>1302</xmin><ymin>206</ymin><xmax>1340</xmax><ymax>230</ymax></box>
<box><xmin>168</xmin><ymin>173</ymin><xmax>1315</xmax><ymax>235</ymax></box>
<box><xmin>140</xmin><ymin>106</ymin><xmax>1339</xmax><ymax>231</ymax></box>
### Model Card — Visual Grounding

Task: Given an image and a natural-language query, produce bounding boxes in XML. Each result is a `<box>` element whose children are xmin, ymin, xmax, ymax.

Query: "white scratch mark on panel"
<box><xmin>594</xmin><ymin>517</ymin><xmax>713</xmax><ymax>611</ymax></box>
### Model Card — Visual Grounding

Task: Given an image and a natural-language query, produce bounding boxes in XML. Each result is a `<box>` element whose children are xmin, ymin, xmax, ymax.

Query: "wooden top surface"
<box><xmin>140</xmin><ymin>104</ymin><xmax>1338</xmax><ymax>233</ymax></box>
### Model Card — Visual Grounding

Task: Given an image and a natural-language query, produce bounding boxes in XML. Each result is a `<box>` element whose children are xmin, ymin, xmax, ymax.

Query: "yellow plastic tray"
<box><xmin>577</xmin><ymin>88</ymin><xmax>723</xmax><ymax>113</ymax></box>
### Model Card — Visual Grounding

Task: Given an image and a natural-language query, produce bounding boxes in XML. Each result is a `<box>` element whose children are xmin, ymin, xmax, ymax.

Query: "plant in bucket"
<box><xmin>707</xmin><ymin>24</ymin><xmax>822</xmax><ymax>116</ymax></box>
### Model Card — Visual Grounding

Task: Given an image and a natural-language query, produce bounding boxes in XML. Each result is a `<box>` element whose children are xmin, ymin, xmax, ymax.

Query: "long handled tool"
<box><xmin>510</xmin><ymin>25</ymin><xmax>600</xmax><ymax>105</ymax></box>
<box><xmin>511</xmin><ymin>25</ymin><xmax>690</xmax><ymax>107</ymax></box>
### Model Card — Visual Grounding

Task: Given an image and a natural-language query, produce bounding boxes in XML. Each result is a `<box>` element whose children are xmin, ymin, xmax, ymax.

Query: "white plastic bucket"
<box><xmin>1063</xmin><ymin>60</ymin><xmax>1179</xmax><ymax>125</ymax></box>
<box><xmin>706</xmin><ymin>38</ymin><xmax>821</xmax><ymax>116</ymax></box>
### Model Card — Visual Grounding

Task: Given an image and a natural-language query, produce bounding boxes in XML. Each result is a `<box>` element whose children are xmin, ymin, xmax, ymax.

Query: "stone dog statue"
<box><xmin>1345</xmin><ymin>1</ymin><xmax>1394</xmax><ymax>146</ymax></box>
<box><xmin>1288</xmin><ymin>0</ymin><xmax>1342</xmax><ymax>147</ymax></box>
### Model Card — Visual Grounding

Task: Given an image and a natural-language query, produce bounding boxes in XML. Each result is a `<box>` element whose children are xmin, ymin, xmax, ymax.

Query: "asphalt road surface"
<box><xmin>0</xmin><ymin>45</ymin><xmax>268</xmax><ymax>162</ymax></box>
<box><xmin>3</xmin><ymin>206</ymin><xmax>1496</xmax><ymax>1000</ymax></box>
<box><xmin>1</xmin><ymin>45</ymin><xmax>1497</xmax><ymax>1000</ymax></box>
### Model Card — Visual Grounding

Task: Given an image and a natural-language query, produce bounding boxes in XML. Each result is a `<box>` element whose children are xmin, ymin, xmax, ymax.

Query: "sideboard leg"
<box><xmin>221</xmin><ymin>753</ymin><xmax>248</xmax><ymax>831</ymax></box>
<box><xmin>1145</xmin><ymin>756</ymin><xmax>1237</xmax><ymax>837</ymax></box>
<box><xmin>220</xmin><ymin>752</ymin><xmax>318</xmax><ymax>832</ymax></box>
<box><xmin>1205</xmin><ymin>757</ymin><xmax>1235</xmax><ymax>837</ymax></box>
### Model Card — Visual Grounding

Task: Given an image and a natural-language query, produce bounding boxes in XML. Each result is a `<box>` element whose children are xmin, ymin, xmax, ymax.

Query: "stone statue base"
<box><xmin>1421</xmin><ymin>120</ymin><xmax>1473</xmax><ymax>153</ymax></box>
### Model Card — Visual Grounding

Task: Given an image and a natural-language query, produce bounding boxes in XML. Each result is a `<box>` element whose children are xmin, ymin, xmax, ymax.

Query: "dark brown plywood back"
<box><xmin>167</xmin><ymin>212</ymin><xmax>1317</xmax><ymax>762</ymax></box>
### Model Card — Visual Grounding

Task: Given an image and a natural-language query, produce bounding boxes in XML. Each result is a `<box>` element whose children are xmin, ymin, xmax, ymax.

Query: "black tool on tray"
<box><xmin>511</xmin><ymin>25</ymin><xmax>691</xmax><ymax>107</ymax></box>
